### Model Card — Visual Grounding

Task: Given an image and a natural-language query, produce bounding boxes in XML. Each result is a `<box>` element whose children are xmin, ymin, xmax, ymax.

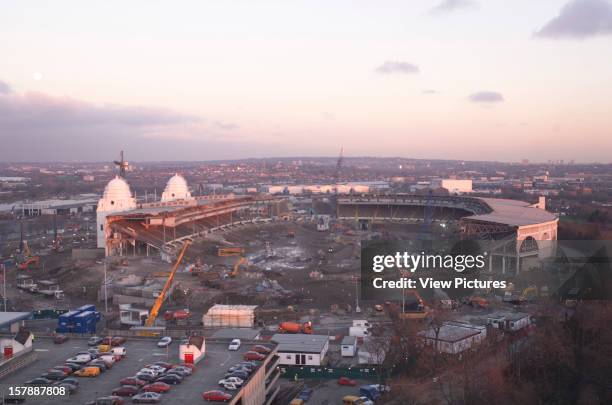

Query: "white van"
<box><xmin>111</xmin><ymin>346</ymin><xmax>127</xmax><ymax>357</ymax></box>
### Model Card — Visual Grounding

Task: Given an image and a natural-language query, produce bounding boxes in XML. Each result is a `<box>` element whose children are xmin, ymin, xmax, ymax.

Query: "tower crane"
<box><xmin>144</xmin><ymin>240</ymin><xmax>190</xmax><ymax>329</ymax></box>
<box><xmin>113</xmin><ymin>150</ymin><xmax>129</xmax><ymax>178</ymax></box>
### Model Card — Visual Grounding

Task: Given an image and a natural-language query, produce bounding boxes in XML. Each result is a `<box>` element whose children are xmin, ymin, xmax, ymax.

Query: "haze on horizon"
<box><xmin>1</xmin><ymin>0</ymin><xmax>611</xmax><ymax>164</ymax></box>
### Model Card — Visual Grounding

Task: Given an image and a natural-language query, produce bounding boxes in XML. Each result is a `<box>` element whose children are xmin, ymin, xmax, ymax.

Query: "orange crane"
<box><xmin>144</xmin><ymin>240</ymin><xmax>190</xmax><ymax>328</ymax></box>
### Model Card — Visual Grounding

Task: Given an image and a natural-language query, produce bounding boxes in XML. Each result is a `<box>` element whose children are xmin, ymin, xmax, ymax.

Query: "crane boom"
<box><xmin>145</xmin><ymin>241</ymin><xmax>190</xmax><ymax>327</ymax></box>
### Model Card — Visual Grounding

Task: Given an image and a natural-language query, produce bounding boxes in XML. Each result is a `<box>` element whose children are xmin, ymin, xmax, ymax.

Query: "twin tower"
<box><xmin>96</xmin><ymin>174</ymin><xmax>193</xmax><ymax>248</ymax></box>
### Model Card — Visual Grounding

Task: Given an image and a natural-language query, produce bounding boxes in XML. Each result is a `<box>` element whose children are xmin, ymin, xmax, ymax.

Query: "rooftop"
<box><xmin>468</xmin><ymin>198</ymin><xmax>558</xmax><ymax>227</ymax></box>
<box><xmin>271</xmin><ymin>333</ymin><xmax>329</xmax><ymax>353</ymax></box>
<box><xmin>0</xmin><ymin>312</ymin><xmax>31</xmax><ymax>329</ymax></box>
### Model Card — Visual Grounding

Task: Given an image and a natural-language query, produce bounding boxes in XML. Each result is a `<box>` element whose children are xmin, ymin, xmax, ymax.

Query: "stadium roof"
<box><xmin>467</xmin><ymin>198</ymin><xmax>558</xmax><ymax>227</ymax></box>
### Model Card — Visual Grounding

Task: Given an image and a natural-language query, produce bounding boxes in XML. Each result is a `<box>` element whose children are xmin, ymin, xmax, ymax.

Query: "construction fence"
<box><xmin>279</xmin><ymin>365</ymin><xmax>386</xmax><ymax>381</ymax></box>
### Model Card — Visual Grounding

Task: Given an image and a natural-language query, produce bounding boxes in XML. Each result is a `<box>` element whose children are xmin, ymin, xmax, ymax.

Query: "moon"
<box><xmin>33</xmin><ymin>72</ymin><xmax>43</xmax><ymax>81</ymax></box>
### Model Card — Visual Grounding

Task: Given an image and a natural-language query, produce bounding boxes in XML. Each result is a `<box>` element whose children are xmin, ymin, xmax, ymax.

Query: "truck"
<box><xmin>279</xmin><ymin>321</ymin><xmax>313</xmax><ymax>334</ymax></box>
<box><xmin>164</xmin><ymin>309</ymin><xmax>191</xmax><ymax>323</ymax></box>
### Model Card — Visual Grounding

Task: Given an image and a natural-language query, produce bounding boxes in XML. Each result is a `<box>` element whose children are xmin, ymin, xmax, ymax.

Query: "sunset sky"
<box><xmin>1</xmin><ymin>0</ymin><xmax>611</xmax><ymax>162</ymax></box>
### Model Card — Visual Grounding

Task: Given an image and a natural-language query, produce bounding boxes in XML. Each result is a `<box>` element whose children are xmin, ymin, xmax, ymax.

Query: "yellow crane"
<box><xmin>144</xmin><ymin>240</ymin><xmax>190</xmax><ymax>328</ymax></box>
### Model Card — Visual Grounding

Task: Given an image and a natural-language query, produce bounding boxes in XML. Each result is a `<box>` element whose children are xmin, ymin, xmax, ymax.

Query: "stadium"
<box><xmin>337</xmin><ymin>194</ymin><xmax>559</xmax><ymax>275</ymax></box>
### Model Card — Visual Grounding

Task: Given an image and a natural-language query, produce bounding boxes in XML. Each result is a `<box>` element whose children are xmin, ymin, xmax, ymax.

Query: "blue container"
<box><xmin>57</xmin><ymin>310</ymin><xmax>82</xmax><ymax>331</ymax></box>
<box><xmin>75</xmin><ymin>304</ymin><xmax>96</xmax><ymax>313</ymax></box>
<box><xmin>73</xmin><ymin>311</ymin><xmax>98</xmax><ymax>334</ymax></box>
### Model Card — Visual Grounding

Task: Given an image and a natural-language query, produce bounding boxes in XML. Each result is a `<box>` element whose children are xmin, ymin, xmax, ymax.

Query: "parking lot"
<box><xmin>0</xmin><ymin>337</ymin><xmax>258</xmax><ymax>404</ymax></box>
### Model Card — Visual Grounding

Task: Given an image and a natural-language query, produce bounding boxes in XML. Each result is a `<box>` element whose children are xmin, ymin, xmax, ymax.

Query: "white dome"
<box><xmin>161</xmin><ymin>174</ymin><xmax>192</xmax><ymax>202</ymax></box>
<box><xmin>103</xmin><ymin>176</ymin><xmax>133</xmax><ymax>201</ymax></box>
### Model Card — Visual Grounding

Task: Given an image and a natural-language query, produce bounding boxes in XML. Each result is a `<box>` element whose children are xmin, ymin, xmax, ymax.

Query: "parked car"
<box><xmin>51</xmin><ymin>365</ymin><xmax>73</xmax><ymax>374</ymax></box>
<box><xmin>202</xmin><ymin>390</ymin><xmax>232</xmax><ymax>402</ymax></box>
<box><xmin>53</xmin><ymin>381</ymin><xmax>78</xmax><ymax>393</ymax></box>
<box><xmin>142</xmin><ymin>382</ymin><xmax>171</xmax><ymax>393</ymax></box>
<box><xmin>66</xmin><ymin>354</ymin><xmax>92</xmax><ymax>364</ymax></box>
<box><xmin>243</xmin><ymin>351</ymin><xmax>265</xmax><ymax>361</ymax></box>
<box><xmin>138</xmin><ymin>368</ymin><xmax>161</xmax><ymax>377</ymax></box>
<box><xmin>41</xmin><ymin>370</ymin><xmax>68</xmax><ymax>381</ymax></box>
<box><xmin>88</xmin><ymin>336</ymin><xmax>104</xmax><ymax>346</ymax></box>
<box><xmin>120</xmin><ymin>377</ymin><xmax>147</xmax><ymax>387</ymax></box>
<box><xmin>132</xmin><ymin>392</ymin><xmax>162</xmax><ymax>403</ymax></box>
<box><xmin>228</xmin><ymin>339</ymin><xmax>241</xmax><ymax>351</ymax></box>
<box><xmin>175</xmin><ymin>362</ymin><xmax>195</xmax><ymax>371</ymax></box>
<box><xmin>224</xmin><ymin>370</ymin><xmax>249</xmax><ymax>381</ymax></box>
<box><xmin>220</xmin><ymin>382</ymin><xmax>239</xmax><ymax>391</ymax></box>
<box><xmin>64</xmin><ymin>363</ymin><xmax>83</xmax><ymax>372</ymax></box>
<box><xmin>111</xmin><ymin>385</ymin><xmax>139</xmax><ymax>397</ymax></box>
<box><xmin>218</xmin><ymin>377</ymin><xmax>244</xmax><ymax>386</ymax></box>
<box><xmin>99</xmin><ymin>354</ymin><xmax>116</xmax><ymax>366</ymax></box>
<box><xmin>111</xmin><ymin>336</ymin><xmax>127</xmax><ymax>346</ymax></box>
<box><xmin>338</xmin><ymin>377</ymin><xmax>357</xmax><ymax>386</ymax></box>
<box><xmin>297</xmin><ymin>386</ymin><xmax>313</xmax><ymax>401</ymax></box>
<box><xmin>170</xmin><ymin>365</ymin><xmax>192</xmax><ymax>376</ymax></box>
<box><xmin>62</xmin><ymin>377</ymin><xmax>79</xmax><ymax>387</ymax></box>
<box><xmin>85</xmin><ymin>396</ymin><xmax>124</xmax><ymax>405</ymax></box>
<box><xmin>157</xmin><ymin>336</ymin><xmax>172</xmax><ymax>348</ymax></box>
<box><xmin>74</xmin><ymin>367</ymin><xmax>101</xmax><ymax>377</ymax></box>
<box><xmin>166</xmin><ymin>368</ymin><xmax>189</xmax><ymax>378</ymax></box>
<box><xmin>251</xmin><ymin>345</ymin><xmax>271</xmax><ymax>354</ymax></box>
<box><xmin>135</xmin><ymin>373</ymin><xmax>156</xmax><ymax>382</ymax></box>
<box><xmin>54</xmin><ymin>334</ymin><xmax>69</xmax><ymax>344</ymax></box>
<box><xmin>87</xmin><ymin>360</ymin><xmax>108</xmax><ymax>372</ymax></box>
<box><xmin>111</xmin><ymin>346</ymin><xmax>127</xmax><ymax>357</ymax></box>
<box><xmin>152</xmin><ymin>361</ymin><xmax>173</xmax><ymax>370</ymax></box>
<box><xmin>156</xmin><ymin>374</ymin><xmax>182</xmax><ymax>385</ymax></box>
<box><xmin>25</xmin><ymin>378</ymin><xmax>52</xmax><ymax>385</ymax></box>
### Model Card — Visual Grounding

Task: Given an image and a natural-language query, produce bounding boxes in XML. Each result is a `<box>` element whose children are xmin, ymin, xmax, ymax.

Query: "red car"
<box><xmin>202</xmin><ymin>390</ymin><xmax>232</xmax><ymax>402</ymax></box>
<box><xmin>54</xmin><ymin>334</ymin><xmax>69</xmax><ymax>344</ymax></box>
<box><xmin>111</xmin><ymin>337</ymin><xmax>127</xmax><ymax>346</ymax></box>
<box><xmin>111</xmin><ymin>385</ymin><xmax>139</xmax><ymax>397</ymax></box>
<box><xmin>51</xmin><ymin>365</ymin><xmax>72</xmax><ymax>374</ymax></box>
<box><xmin>119</xmin><ymin>377</ymin><xmax>146</xmax><ymax>387</ymax></box>
<box><xmin>337</xmin><ymin>376</ymin><xmax>356</xmax><ymax>386</ymax></box>
<box><xmin>143</xmin><ymin>382</ymin><xmax>171</xmax><ymax>393</ymax></box>
<box><xmin>243</xmin><ymin>351</ymin><xmax>265</xmax><ymax>361</ymax></box>
<box><xmin>251</xmin><ymin>345</ymin><xmax>272</xmax><ymax>354</ymax></box>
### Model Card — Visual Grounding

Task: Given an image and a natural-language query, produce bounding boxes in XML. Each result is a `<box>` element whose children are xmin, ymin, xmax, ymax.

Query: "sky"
<box><xmin>1</xmin><ymin>0</ymin><xmax>611</xmax><ymax>163</ymax></box>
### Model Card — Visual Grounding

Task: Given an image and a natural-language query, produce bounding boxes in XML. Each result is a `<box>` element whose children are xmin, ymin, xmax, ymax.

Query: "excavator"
<box><xmin>230</xmin><ymin>257</ymin><xmax>248</xmax><ymax>278</ymax></box>
<box><xmin>18</xmin><ymin>241</ymin><xmax>40</xmax><ymax>270</ymax></box>
<box><xmin>140</xmin><ymin>241</ymin><xmax>190</xmax><ymax>335</ymax></box>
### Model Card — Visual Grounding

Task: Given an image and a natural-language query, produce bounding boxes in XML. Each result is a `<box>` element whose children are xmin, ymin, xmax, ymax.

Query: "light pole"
<box><xmin>2</xmin><ymin>263</ymin><xmax>6</xmax><ymax>312</ymax></box>
<box><xmin>103</xmin><ymin>260</ymin><xmax>108</xmax><ymax>314</ymax></box>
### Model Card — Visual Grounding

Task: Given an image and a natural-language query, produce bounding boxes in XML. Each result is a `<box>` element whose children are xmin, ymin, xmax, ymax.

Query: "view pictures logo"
<box><xmin>371</xmin><ymin>251</ymin><xmax>487</xmax><ymax>273</ymax></box>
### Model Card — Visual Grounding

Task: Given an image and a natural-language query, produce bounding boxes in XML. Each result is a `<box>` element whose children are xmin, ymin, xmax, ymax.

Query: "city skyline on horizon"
<box><xmin>1</xmin><ymin>0</ymin><xmax>612</xmax><ymax>163</ymax></box>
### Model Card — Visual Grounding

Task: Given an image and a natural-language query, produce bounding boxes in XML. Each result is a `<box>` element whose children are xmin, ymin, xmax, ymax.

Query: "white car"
<box><xmin>66</xmin><ymin>354</ymin><xmax>92</xmax><ymax>364</ymax></box>
<box><xmin>157</xmin><ymin>336</ymin><xmax>172</xmax><ymax>348</ymax></box>
<box><xmin>221</xmin><ymin>382</ymin><xmax>239</xmax><ymax>391</ymax></box>
<box><xmin>228</xmin><ymin>339</ymin><xmax>241</xmax><ymax>351</ymax></box>
<box><xmin>98</xmin><ymin>355</ymin><xmax>116</xmax><ymax>366</ymax></box>
<box><xmin>139</xmin><ymin>368</ymin><xmax>160</xmax><ymax>377</ymax></box>
<box><xmin>218</xmin><ymin>377</ymin><xmax>244</xmax><ymax>386</ymax></box>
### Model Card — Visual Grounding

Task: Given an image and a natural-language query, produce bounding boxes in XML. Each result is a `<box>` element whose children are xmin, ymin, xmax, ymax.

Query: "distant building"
<box><xmin>431</xmin><ymin>179</ymin><xmax>473</xmax><ymax>194</ymax></box>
